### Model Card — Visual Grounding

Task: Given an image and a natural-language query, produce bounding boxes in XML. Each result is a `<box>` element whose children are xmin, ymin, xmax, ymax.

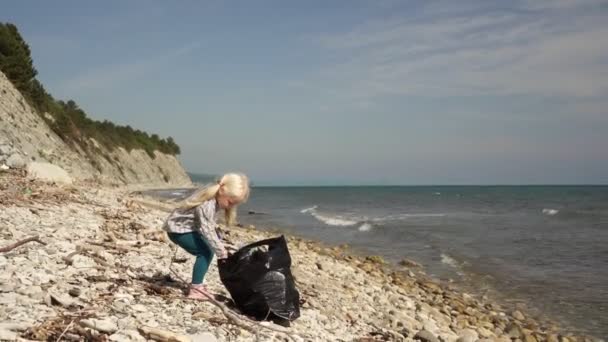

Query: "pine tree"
<box><xmin>0</xmin><ymin>23</ymin><xmax>37</xmax><ymax>95</ymax></box>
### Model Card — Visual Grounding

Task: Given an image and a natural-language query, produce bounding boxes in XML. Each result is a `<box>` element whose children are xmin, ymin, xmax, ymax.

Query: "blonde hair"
<box><xmin>180</xmin><ymin>172</ymin><xmax>250</xmax><ymax>226</ymax></box>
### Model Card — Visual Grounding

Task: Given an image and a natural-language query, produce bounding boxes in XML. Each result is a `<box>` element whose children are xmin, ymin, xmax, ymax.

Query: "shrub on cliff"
<box><xmin>0</xmin><ymin>22</ymin><xmax>181</xmax><ymax>157</ymax></box>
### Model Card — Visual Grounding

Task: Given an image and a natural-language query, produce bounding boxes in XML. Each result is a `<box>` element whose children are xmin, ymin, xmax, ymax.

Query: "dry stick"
<box><xmin>56</xmin><ymin>319</ymin><xmax>74</xmax><ymax>342</ymax></box>
<box><xmin>61</xmin><ymin>251</ymin><xmax>80</xmax><ymax>265</ymax></box>
<box><xmin>168</xmin><ymin>268</ymin><xmax>303</xmax><ymax>340</ymax></box>
<box><xmin>0</xmin><ymin>235</ymin><xmax>46</xmax><ymax>253</ymax></box>
<box><xmin>85</xmin><ymin>240</ymin><xmax>137</xmax><ymax>253</ymax></box>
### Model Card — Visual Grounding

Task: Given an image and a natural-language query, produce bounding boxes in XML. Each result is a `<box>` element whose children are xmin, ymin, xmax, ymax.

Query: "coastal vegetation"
<box><xmin>0</xmin><ymin>22</ymin><xmax>180</xmax><ymax>157</ymax></box>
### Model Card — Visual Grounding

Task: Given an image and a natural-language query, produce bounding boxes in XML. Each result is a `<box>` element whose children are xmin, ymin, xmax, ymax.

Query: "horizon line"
<box><xmin>248</xmin><ymin>183</ymin><xmax>608</xmax><ymax>187</ymax></box>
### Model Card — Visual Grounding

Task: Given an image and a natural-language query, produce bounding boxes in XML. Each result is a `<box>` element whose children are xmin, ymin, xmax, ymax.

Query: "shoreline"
<box><xmin>0</xmin><ymin>170</ymin><xmax>601</xmax><ymax>341</ymax></box>
<box><xmin>239</xmin><ymin>222</ymin><xmax>583</xmax><ymax>339</ymax></box>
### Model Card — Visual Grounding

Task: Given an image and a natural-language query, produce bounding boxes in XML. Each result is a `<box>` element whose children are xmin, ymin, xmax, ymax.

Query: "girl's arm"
<box><xmin>194</xmin><ymin>200</ymin><xmax>228</xmax><ymax>258</ymax></box>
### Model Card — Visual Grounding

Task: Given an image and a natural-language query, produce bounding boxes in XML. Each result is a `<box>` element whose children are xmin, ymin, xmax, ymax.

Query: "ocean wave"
<box><xmin>542</xmin><ymin>208</ymin><xmax>559</xmax><ymax>216</ymax></box>
<box><xmin>441</xmin><ymin>253</ymin><xmax>459</xmax><ymax>268</ymax></box>
<box><xmin>371</xmin><ymin>213</ymin><xmax>446</xmax><ymax>222</ymax></box>
<box><xmin>310</xmin><ymin>212</ymin><xmax>358</xmax><ymax>226</ymax></box>
<box><xmin>302</xmin><ymin>205</ymin><xmax>444</xmax><ymax>229</ymax></box>
<box><xmin>300</xmin><ymin>205</ymin><xmax>318</xmax><ymax>213</ymax></box>
<box><xmin>358</xmin><ymin>223</ymin><xmax>373</xmax><ymax>231</ymax></box>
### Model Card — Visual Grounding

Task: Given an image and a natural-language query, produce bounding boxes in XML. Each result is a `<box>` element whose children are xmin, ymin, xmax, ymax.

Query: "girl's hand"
<box><xmin>218</xmin><ymin>250</ymin><xmax>229</xmax><ymax>260</ymax></box>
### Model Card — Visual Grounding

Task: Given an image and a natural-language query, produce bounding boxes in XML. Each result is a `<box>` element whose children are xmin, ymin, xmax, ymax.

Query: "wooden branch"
<box><xmin>62</xmin><ymin>251</ymin><xmax>80</xmax><ymax>265</ymax></box>
<box><xmin>85</xmin><ymin>240</ymin><xmax>138</xmax><ymax>253</ymax></box>
<box><xmin>62</xmin><ymin>246</ymin><xmax>112</xmax><ymax>269</ymax></box>
<box><xmin>169</xmin><ymin>269</ymin><xmax>303</xmax><ymax>340</ymax></box>
<box><xmin>0</xmin><ymin>235</ymin><xmax>46</xmax><ymax>253</ymax></box>
<box><xmin>56</xmin><ymin>319</ymin><xmax>74</xmax><ymax>342</ymax></box>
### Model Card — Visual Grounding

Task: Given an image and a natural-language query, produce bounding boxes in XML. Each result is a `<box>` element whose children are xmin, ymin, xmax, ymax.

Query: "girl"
<box><xmin>163</xmin><ymin>172</ymin><xmax>250</xmax><ymax>300</ymax></box>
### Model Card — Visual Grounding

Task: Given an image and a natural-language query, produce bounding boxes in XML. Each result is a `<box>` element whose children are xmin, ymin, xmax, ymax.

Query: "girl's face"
<box><xmin>217</xmin><ymin>194</ymin><xmax>240</xmax><ymax>209</ymax></box>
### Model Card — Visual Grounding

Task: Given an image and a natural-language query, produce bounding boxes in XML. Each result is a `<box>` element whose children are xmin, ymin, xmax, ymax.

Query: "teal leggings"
<box><xmin>168</xmin><ymin>232</ymin><xmax>215</xmax><ymax>284</ymax></box>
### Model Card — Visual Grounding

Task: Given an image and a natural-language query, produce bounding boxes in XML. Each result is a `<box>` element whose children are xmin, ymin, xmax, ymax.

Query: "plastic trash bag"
<box><xmin>218</xmin><ymin>235</ymin><xmax>300</xmax><ymax>323</ymax></box>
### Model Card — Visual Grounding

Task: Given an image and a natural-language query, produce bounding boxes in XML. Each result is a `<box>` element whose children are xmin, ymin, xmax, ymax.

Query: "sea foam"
<box><xmin>542</xmin><ymin>208</ymin><xmax>559</xmax><ymax>216</ymax></box>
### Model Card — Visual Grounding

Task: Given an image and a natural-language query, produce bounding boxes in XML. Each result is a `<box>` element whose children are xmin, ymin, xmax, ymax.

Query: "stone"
<box><xmin>190</xmin><ymin>332</ymin><xmax>218</xmax><ymax>342</ymax></box>
<box><xmin>81</xmin><ymin>318</ymin><xmax>118</xmax><ymax>334</ymax></box>
<box><xmin>17</xmin><ymin>285</ymin><xmax>44</xmax><ymax>300</ymax></box>
<box><xmin>71</xmin><ymin>255</ymin><xmax>96</xmax><ymax>268</ymax></box>
<box><xmin>0</xmin><ymin>293</ymin><xmax>19</xmax><ymax>306</ymax></box>
<box><xmin>423</xmin><ymin>321</ymin><xmax>440</xmax><ymax>336</ymax></box>
<box><xmin>495</xmin><ymin>336</ymin><xmax>513</xmax><ymax>342</ymax></box>
<box><xmin>69</xmin><ymin>287</ymin><xmax>81</xmax><ymax>297</ymax></box>
<box><xmin>522</xmin><ymin>332</ymin><xmax>538</xmax><ymax>342</ymax></box>
<box><xmin>477</xmin><ymin>327</ymin><xmax>494</xmax><ymax>338</ymax></box>
<box><xmin>506</xmin><ymin>322</ymin><xmax>523</xmax><ymax>339</ymax></box>
<box><xmin>26</xmin><ymin>162</ymin><xmax>73</xmax><ymax>184</ymax></box>
<box><xmin>44</xmin><ymin>292</ymin><xmax>75</xmax><ymax>308</ymax></box>
<box><xmin>512</xmin><ymin>310</ymin><xmax>525</xmax><ymax>321</ymax></box>
<box><xmin>415</xmin><ymin>329</ymin><xmax>440</xmax><ymax>342</ymax></box>
<box><xmin>0</xmin><ymin>144</ymin><xmax>11</xmax><ymax>155</ymax></box>
<box><xmin>132</xmin><ymin>304</ymin><xmax>148</xmax><ymax>312</ymax></box>
<box><xmin>399</xmin><ymin>258</ymin><xmax>422</xmax><ymax>268</ymax></box>
<box><xmin>0</xmin><ymin>322</ymin><xmax>32</xmax><ymax>332</ymax></box>
<box><xmin>0</xmin><ymin>328</ymin><xmax>17</xmax><ymax>341</ymax></box>
<box><xmin>109</xmin><ymin>329</ymin><xmax>147</xmax><ymax>342</ymax></box>
<box><xmin>6</xmin><ymin>153</ymin><xmax>25</xmax><ymax>169</ymax></box>
<box><xmin>456</xmin><ymin>328</ymin><xmax>478</xmax><ymax>342</ymax></box>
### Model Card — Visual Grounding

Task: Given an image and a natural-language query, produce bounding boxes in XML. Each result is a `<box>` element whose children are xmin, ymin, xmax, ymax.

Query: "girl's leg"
<box><xmin>190</xmin><ymin>234</ymin><xmax>215</xmax><ymax>284</ymax></box>
<box><xmin>167</xmin><ymin>232</ymin><xmax>215</xmax><ymax>284</ymax></box>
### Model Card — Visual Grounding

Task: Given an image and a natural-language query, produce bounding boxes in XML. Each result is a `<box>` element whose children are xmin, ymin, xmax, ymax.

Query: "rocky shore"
<box><xmin>0</xmin><ymin>169</ymin><xmax>600</xmax><ymax>342</ymax></box>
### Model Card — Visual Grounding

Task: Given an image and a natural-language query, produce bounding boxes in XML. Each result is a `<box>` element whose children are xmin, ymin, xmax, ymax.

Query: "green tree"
<box><xmin>0</xmin><ymin>23</ymin><xmax>37</xmax><ymax>95</ymax></box>
<box><xmin>0</xmin><ymin>21</ymin><xmax>182</xmax><ymax>157</ymax></box>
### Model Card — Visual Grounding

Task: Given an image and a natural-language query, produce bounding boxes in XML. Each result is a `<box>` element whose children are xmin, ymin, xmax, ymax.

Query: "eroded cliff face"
<box><xmin>0</xmin><ymin>71</ymin><xmax>191</xmax><ymax>187</ymax></box>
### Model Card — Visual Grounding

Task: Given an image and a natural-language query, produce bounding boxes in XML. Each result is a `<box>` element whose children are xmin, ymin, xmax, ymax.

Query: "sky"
<box><xmin>3</xmin><ymin>0</ymin><xmax>608</xmax><ymax>185</ymax></box>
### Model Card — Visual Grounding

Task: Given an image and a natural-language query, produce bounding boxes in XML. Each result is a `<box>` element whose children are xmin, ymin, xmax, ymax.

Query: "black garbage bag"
<box><xmin>218</xmin><ymin>235</ymin><xmax>300</xmax><ymax>323</ymax></box>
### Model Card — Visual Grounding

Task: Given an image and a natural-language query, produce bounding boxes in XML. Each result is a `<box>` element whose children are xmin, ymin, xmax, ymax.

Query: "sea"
<box><xmin>148</xmin><ymin>185</ymin><xmax>608</xmax><ymax>338</ymax></box>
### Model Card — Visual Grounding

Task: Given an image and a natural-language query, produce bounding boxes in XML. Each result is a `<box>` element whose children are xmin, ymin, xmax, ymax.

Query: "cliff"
<box><xmin>0</xmin><ymin>71</ymin><xmax>191</xmax><ymax>187</ymax></box>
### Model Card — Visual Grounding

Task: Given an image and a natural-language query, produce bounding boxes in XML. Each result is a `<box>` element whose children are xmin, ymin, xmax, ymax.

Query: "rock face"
<box><xmin>0</xmin><ymin>71</ymin><xmax>191</xmax><ymax>186</ymax></box>
<box><xmin>26</xmin><ymin>162</ymin><xmax>73</xmax><ymax>184</ymax></box>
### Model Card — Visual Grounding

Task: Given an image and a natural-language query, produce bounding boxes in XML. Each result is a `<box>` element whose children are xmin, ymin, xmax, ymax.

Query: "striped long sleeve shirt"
<box><xmin>162</xmin><ymin>199</ymin><xmax>226</xmax><ymax>257</ymax></box>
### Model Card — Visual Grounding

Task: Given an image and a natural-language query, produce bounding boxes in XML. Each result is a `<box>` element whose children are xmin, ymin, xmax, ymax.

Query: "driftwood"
<box><xmin>137</xmin><ymin>326</ymin><xmax>190</xmax><ymax>342</ymax></box>
<box><xmin>86</xmin><ymin>240</ymin><xmax>139</xmax><ymax>253</ymax></box>
<box><xmin>0</xmin><ymin>235</ymin><xmax>46</xmax><ymax>253</ymax></box>
<box><xmin>169</xmin><ymin>269</ymin><xmax>303</xmax><ymax>340</ymax></box>
<box><xmin>62</xmin><ymin>245</ymin><xmax>113</xmax><ymax>269</ymax></box>
<box><xmin>56</xmin><ymin>319</ymin><xmax>74</xmax><ymax>342</ymax></box>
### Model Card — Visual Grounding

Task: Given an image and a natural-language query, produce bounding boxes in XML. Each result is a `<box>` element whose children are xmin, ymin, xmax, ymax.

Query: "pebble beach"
<box><xmin>0</xmin><ymin>169</ymin><xmax>600</xmax><ymax>342</ymax></box>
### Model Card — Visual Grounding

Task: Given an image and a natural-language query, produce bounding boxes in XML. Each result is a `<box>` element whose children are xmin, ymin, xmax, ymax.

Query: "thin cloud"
<box><xmin>309</xmin><ymin>1</ymin><xmax>608</xmax><ymax>100</ymax></box>
<box><xmin>520</xmin><ymin>0</ymin><xmax>607</xmax><ymax>10</ymax></box>
<box><xmin>60</xmin><ymin>42</ymin><xmax>201</xmax><ymax>93</ymax></box>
